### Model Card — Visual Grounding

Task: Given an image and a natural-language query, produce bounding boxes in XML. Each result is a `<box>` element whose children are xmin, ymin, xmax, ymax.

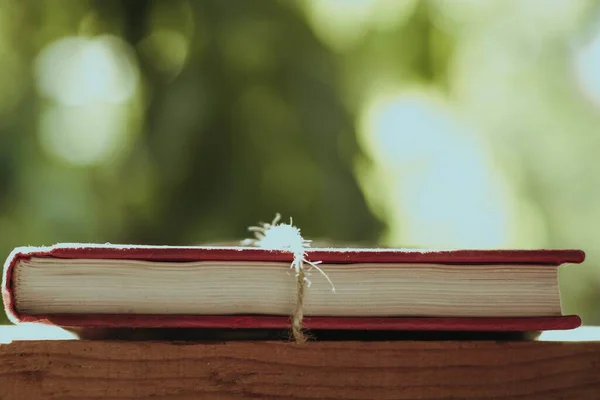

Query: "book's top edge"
<box><xmin>4</xmin><ymin>243</ymin><xmax>586</xmax><ymax>266</ymax></box>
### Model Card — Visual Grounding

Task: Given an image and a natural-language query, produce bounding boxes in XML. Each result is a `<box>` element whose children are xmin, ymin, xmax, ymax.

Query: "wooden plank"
<box><xmin>1</xmin><ymin>338</ymin><xmax>600</xmax><ymax>399</ymax></box>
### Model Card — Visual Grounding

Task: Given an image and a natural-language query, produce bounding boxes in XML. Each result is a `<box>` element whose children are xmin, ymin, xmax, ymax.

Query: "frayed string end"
<box><xmin>243</xmin><ymin>213</ymin><xmax>335</xmax><ymax>343</ymax></box>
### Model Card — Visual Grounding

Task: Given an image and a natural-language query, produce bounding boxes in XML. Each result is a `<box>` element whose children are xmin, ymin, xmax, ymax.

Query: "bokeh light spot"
<box><xmin>35</xmin><ymin>35</ymin><xmax>139</xmax><ymax>106</ymax></box>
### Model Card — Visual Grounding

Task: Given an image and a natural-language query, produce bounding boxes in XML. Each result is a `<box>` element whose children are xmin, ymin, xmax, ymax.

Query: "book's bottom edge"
<box><xmin>13</xmin><ymin>314</ymin><xmax>582</xmax><ymax>332</ymax></box>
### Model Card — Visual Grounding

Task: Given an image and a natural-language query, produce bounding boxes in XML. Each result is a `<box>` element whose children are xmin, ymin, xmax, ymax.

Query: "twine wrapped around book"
<box><xmin>243</xmin><ymin>214</ymin><xmax>335</xmax><ymax>343</ymax></box>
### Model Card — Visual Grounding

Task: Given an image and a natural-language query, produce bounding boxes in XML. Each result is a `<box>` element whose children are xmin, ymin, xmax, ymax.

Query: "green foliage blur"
<box><xmin>1</xmin><ymin>0</ymin><xmax>599</xmax><ymax>325</ymax></box>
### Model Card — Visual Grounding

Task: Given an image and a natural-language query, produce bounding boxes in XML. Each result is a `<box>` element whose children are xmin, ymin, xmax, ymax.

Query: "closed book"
<box><xmin>2</xmin><ymin>243</ymin><xmax>585</xmax><ymax>331</ymax></box>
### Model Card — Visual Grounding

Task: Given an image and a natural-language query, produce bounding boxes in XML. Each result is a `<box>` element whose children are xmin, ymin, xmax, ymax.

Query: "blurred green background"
<box><xmin>1</xmin><ymin>0</ymin><xmax>599</xmax><ymax>325</ymax></box>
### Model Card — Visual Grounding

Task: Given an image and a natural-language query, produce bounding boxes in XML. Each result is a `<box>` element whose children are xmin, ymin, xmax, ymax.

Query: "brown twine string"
<box><xmin>291</xmin><ymin>259</ymin><xmax>307</xmax><ymax>344</ymax></box>
<box><xmin>242</xmin><ymin>214</ymin><xmax>324</xmax><ymax>343</ymax></box>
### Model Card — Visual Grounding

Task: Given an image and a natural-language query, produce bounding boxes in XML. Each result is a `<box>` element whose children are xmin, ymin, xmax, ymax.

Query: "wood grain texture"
<box><xmin>1</xmin><ymin>339</ymin><xmax>599</xmax><ymax>399</ymax></box>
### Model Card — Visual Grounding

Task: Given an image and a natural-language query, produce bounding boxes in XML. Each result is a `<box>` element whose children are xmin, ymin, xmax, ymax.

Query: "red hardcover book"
<box><xmin>2</xmin><ymin>244</ymin><xmax>585</xmax><ymax>331</ymax></box>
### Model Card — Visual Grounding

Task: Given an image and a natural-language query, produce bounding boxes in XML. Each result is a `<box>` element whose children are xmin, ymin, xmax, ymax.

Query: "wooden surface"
<box><xmin>1</xmin><ymin>328</ymin><xmax>600</xmax><ymax>400</ymax></box>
